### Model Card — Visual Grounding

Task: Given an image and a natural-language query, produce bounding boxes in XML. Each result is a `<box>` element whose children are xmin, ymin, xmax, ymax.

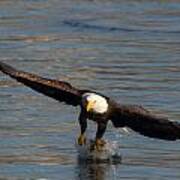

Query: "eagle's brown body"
<box><xmin>0</xmin><ymin>61</ymin><xmax>180</xmax><ymax>147</ymax></box>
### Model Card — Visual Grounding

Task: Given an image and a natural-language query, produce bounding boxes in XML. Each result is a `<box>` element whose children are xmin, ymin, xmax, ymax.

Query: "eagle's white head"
<box><xmin>82</xmin><ymin>93</ymin><xmax>108</xmax><ymax>114</ymax></box>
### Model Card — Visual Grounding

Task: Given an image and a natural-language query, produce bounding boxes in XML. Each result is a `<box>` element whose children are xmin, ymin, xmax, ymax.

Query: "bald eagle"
<box><xmin>0</xmin><ymin>62</ymin><xmax>180</xmax><ymax>150</ymax></box>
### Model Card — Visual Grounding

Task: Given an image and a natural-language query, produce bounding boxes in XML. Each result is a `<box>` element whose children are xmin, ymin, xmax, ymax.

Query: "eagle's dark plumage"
<box><xmin>0</xmin><ymin>61</ymin><xmax>180</xmax><ymax>148</ymax></box>
<box><xmin>110</xmin><ymin>104</ymin><xmax>180</xmax><ymax>140</ymax></box>
<box><xmin>0</xmin><ymin>61</ymin><xmax>82</xmax><ymax>106</ymax></box>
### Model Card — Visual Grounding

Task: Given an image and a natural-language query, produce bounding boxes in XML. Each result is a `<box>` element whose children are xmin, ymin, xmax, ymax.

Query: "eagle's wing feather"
<box><xmin>0</xmin><ymin>61</ymin><xmax>82</xmax><ymax>106</ymax></box>
<box><xmin>111</xmin><ymin>104</ymin><xmax>180</xmax><ymax>140</ymax></box>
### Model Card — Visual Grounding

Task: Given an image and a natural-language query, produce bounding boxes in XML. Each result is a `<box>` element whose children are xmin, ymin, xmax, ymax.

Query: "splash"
<box><xmin>75</xmin><ymin>139</ymin><xmax>121</xmax><ymax>163</ymax></box>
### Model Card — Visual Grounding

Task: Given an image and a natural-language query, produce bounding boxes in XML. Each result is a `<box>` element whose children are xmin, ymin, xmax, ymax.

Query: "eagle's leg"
<box><xmin>94</xmin><ymin>122</ymin><xmax>107</xmax><ymax>151</ymax></box>
<box><xmin>78</xmin><ymin>111</ymin><xmax>87</xmax><ymax>145</ymax></box>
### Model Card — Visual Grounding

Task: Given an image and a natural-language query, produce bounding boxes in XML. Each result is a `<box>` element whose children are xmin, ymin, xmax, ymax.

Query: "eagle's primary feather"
<box><xmin>0</xmin><ymin>61</ymin><xmax>82</xmax><ymax>106</ymax></box>
<box><xmin>110</xmin><ymin>103</ymin><xmax>180</xmax><ymax>140</ymax></box>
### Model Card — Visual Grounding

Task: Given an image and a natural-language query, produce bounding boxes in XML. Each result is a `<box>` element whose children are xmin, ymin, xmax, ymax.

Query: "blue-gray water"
<box><xmin>0</xmin><ymin>0</ymin><xmax>180</xmax><ymax>179</ymax></box>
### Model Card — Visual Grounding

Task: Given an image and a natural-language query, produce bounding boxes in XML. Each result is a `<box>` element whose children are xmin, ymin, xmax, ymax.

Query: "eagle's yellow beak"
<box><xmin>86</xmin><ymin>100</ymin><xmax>96</xmax><ymax>112</ymax></box>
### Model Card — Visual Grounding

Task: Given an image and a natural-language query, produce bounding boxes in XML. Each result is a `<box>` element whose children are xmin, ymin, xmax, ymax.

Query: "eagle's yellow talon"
<box><xmin>95</xmin><ymin>139</ymin><xmax>106</xmax><ymax>151</ymax></box>
<box><xmin>78</xmin><ymin>134</ymin><xmax>86</xmax><ymax>145</ymax></box>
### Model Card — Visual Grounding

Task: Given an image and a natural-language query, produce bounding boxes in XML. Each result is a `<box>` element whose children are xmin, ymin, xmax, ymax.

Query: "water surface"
<box><xmin>0</xmin><ymin>0</ymin><xmax>180</xmax><ymax>179</ymax></box>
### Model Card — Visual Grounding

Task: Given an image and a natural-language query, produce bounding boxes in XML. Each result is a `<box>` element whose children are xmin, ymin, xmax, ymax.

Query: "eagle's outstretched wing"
<box><xmin>0</xmin><ymin>61</ymin><xmax>82</xmax><ymax>106</ymax></box>
<box><xmin>111</xmin><ymin>104</ymin><xmax>180</xmax><ymax>140</ymax></box>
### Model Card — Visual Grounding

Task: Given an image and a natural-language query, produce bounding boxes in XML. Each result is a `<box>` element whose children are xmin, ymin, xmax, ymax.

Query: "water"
<box><xmin>76</xmin><ymin>138</ymin><xmax>121</xmax><ymax>163</ymax></box>
<box><xmin>0</xmin><ymin>0</ymin><xmax>180</xmax><ymax>179</ymax></box>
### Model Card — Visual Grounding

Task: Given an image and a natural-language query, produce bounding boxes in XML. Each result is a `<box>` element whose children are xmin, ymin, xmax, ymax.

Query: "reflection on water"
<box><xmin>0</xmin><ymin>0</ymin><xmax>180</xmax><ymax>179</ymax></box>
<box><xmin>76</xmin><ymin>157</ymin><xmax>119</xmax><ymax>180</ymax></box>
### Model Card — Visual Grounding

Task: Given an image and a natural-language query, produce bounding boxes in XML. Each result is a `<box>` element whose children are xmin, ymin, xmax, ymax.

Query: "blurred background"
<box><xmin>0</xmin><ymin>0</ymin><xmax>180</xmax><ymax>179</ymax></box>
